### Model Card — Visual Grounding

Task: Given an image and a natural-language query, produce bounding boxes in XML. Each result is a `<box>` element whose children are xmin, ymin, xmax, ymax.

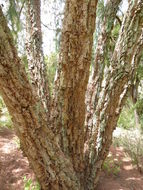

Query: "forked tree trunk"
<box><xmin>0</xmin><ymin>0</ymin><xmax>143</xmax><ymax>190</ymax></box>
<box><xmin>85</xmin><ymin>0</ymin><xmax>122</xmax><ymax>134</ymax></box>
<box><xmin>0</xmin><ymin>7</ymin><xmax>80</xmax><ymax>190</ymax></box>
<box><xmin>85</xmin><ymin>1</ymin><xmax>143</xmax><ymax>187</ymax></box>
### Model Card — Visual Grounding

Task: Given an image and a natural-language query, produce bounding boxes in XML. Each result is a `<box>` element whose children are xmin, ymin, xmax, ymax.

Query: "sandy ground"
<box><xmin>0</xmin><ymin>127</ymin><xmax>143</xmax><ymax>190</ymax></box>
<box><xmin>97</xmin><ymin>146</ymin><xmax>143</xmax><ymax>190</ymax></box>
<box><xmin>0</xmin><ymin>127</ymin><xmax>35</xmax><ymax>190</ymax></box>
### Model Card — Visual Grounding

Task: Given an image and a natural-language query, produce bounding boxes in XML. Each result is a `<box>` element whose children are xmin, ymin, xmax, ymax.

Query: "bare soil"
<box><xmin>0</xmin><ymin>127</ymin><xmax>35</xmax><ymax>190</ymax></box>
<box><xmin>97</xmin><ymin>146</ymin><xmax>143</xmax><ymax>190</ymax></box>
<box><xmin>0</xmin><ymin>127</ymin><xmax>143</xmax><ymax>190</ymax></box>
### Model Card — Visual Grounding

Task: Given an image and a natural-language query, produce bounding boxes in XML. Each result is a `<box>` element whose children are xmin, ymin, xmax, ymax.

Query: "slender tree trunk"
<box><xmin>25</xmin><ymin>0</ymin><xmax>50</xmax><ymax>116</ymax></box>
<box><xmin>84</xmin><ymin>0</ymin><xmax>122</xmax><ymax>186</ymax></box>
<box><xmin>85</xmin><ymin>1</ymin><xmax>143</xmax><ymax>188</ymax></box>
<box><xmin>85</xmin><ymin>0</ymin><xmax>121</xmax><ymax>152</ymax></box>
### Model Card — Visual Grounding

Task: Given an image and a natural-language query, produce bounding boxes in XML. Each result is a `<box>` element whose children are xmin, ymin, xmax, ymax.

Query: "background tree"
<box><xmin>0</xmin><ymin>0</ymin><xmax>143</xmax><ymax>190</ymax></box>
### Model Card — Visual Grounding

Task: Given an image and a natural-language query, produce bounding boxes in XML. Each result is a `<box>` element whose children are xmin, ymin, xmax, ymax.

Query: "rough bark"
<box><xmin>85</xmin><ymin>1</ymin><xmax>143</xmax><ymax>188</ymax></box>
<box><xmin>0</xmin><ymin>7</ymin><xmax>81</xmax><ymax>190</ymax></box>
<box><xmin>0</xmin><ymin>0</ymin><xmax>143</xmax><ymax>190</ymax></box>
<box><xmin>52</xmin><ymin>0</ymin><xmax>98</xmax><ymax>174</ymax></box>
<box><xmin>25</xmin><ymin>0</ymin><xmax>50</xmax><ymax>116</ymax></box>
<box><xmin>85</xmin><ymin>0</ymin><xmax>122</xmax><ymax>138</ymax></box>
<box><xmin>84</xmin><ymin>0</ymin><xmax>122</xmax><ymax>186</ymax></box>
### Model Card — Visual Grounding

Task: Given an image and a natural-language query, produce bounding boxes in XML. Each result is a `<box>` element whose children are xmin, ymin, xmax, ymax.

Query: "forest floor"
<box><xmin>0</xmin><ymin>127</ymin><xmax>143</xmax><ymax>190</ymax></box>
<box><xmin>97</xmin><ymin>145</ymin><xmax>143</xmax><ymax>190</ymax></box>
<box><xmin>0</xmin><ymin>127</ymin><xmax>35</xmax><ymax>190</ymax></box>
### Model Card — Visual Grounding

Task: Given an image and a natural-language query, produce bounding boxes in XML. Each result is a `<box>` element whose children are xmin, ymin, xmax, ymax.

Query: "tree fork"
<box><xmin>86</xmin><ymin>1</ymin><xmax>143</xmax><ymax>188</ymax></box>
<box><xmin>0</xmin><ymin>7</ymin><xmax>81</xmax><ymax>190</ymax></box>
<box><xmin>85</xmin><ymin>0</ymin><xmax>122</xmax><ymax>139</ymax></box>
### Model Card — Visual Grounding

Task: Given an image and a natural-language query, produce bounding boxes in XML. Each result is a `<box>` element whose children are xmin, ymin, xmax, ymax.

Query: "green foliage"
<box><xmin>112</xmin><ymin>23</ymin><xmax>120</xmax><ymax>39</ymax></box>
<box><xmin>113</xmin><ymin>130</ymin><xmax>143</xmax><ymax>173</ymax></box>
<box><xmin>45</xmin><ymin>52</ymin><xmax>58</xmax><ymax>91</ymax></box>
<box><xmin>109</xmin><ymin>22</ymin><xmax>120</xmax><ymax>53</ymax></box>
<box><xmin>139</xmin><ymin>115</ymin><xmax>143</xmax><ymax>130</ymax></box>
<box><xmin>118</xmin><ymin>99</ymin><xmax>135</xmax><ymax>129</ymax></box>
<box><xmin>0</xmin><ymin>96</ymin><xmax>4</xmax><ymax>112</ymax></box>
<box><xmin>23</xmin><ymin>176</ymin><xmax>40</xmax><ymax>190</ymax></box>
<box><xmin>103</xmin><ymin>156</ymin><xmax>121</xmax><ymax>176</ymax></box>
<box><xmin>0</xmin><ymin>108</ymin><xmax>13</xmax><ymax>128</ymax></box>
<box><xmin>135</xmin><ymin>98</ymin><xmax>143</xmax><ymax>116</ymax></box>
<box><xmin>135</xmin><ymin>98</ymin><xmax>143</xmax><ymax>131</ymax></box>
<box><xmin>13</xmin><ymin>136</ymin><xmax>20</xmax><ymax>149</ymax></box>
<box><xmin>137</xmin><ymin>63</ymin><xmax>143</xmax><ymax>80</ymax></box>
<box><xmin>6</xmin><ymin>0</ymin><xmax>24</xmax><ymax>44</ymax></box>
<box><xmin>0</xmin><ymin>97</ymin><xmax>13</xmax><ymax>128</ymax></box>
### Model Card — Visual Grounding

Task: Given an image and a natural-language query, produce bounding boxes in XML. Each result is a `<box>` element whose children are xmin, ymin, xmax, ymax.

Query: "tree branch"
<box><xmin>52</xmin><ymin>0</ymin><xmax>98</xmax><ymax>173</ymax></box>
<box><xmin>0</xmin><ymin>6</ymin><xmax>80</xmax><ymax>190</ymax></box>
<box><xmin>87</xmin><ymin>1</ymin><xmax>143</xmax><ymax>187</ymax></box>
<box><xmin>25</xmin><ymin>0</ymin><xmax>51</xmax><ymax>117</ymax></box>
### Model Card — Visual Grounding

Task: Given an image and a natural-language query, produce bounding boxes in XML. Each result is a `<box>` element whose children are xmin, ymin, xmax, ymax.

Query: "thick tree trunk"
<box><xmin>0</xmin><ymin>7</ymin><xmax>80</xmax><ymax>190</ymax></box>
<box><xmin>25</xmin><ymin>0</ymin><xmax>50</xmax><ymax>115</ymax></box>
<box><xmin>0</xmin><ymin>0</ymin><xmax>143</xmax><ymax>190</ymax></box>
<box><xmin>52</xmin><ymin>0</ymin><xmax>98</xmax><ymax>174</ymax></box>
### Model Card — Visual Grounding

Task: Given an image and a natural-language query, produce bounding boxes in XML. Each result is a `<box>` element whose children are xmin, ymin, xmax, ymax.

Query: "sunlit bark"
<box><xmin>25</xmin><ymin>0</ymin><xmax>50</xmax><ymax>116</ymax></box>
<box><xmin>85</xmin><ymin>1</ymin><xmax>143</xmax><ymax>188</ymax></box>
<box><xmin>0</xmin><ymin>7</ymin><xmax>80</xmax><ymax>190</ymax></box>
<box><xmin>52</xmin><ymin>0</ymin><xmax>98</xmax><ymax>174</ymax></box>
<box><xmin>85</xmin><ymin>0</ymin><xmax>122</xmax><ymax>138</ymax></box>
<box><xmin>0</xmin><ymin>0</ymin><xmax>143</xmax><ymax>190</ymax></box>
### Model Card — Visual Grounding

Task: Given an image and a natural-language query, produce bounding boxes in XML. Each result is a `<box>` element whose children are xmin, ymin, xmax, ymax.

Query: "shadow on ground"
<box><xmin>97</xmin><ymin>146</ymin><xmax>143</xmax><ymax>190</ymax></box>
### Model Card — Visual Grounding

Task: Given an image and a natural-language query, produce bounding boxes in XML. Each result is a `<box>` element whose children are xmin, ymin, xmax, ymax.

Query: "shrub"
<box><xmin>0</xmin><ymin>96</ymin><xmax>13</xmax><ymax>128</ymax></box>
<box><xmin>103</xmin><ymin>156</ymin><xmax>121</xmax><ymax>176</ymax></box>
<box><xmin>118</xmin><ymin>100</ymin><xmax>135</xmax><ymax>129</ymax></box>
<box><xmin>113</xmin><ymin>128</ymin><xmax>143</xmax><ymax>173</ymax></box>
<box><xmin>23</xmin><ymin>176</ymin><xmax>40</xmax><ymax>190</ymax></box>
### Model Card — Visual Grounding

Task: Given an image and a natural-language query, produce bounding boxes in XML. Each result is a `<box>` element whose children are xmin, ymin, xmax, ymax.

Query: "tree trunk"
<box><xmin>0</xmin><ymin>0</ymin><xmax>143</xmax><ymax>190</ymax></box>
<box><xmin>0</xmin><ymin>7</ymin><xmax>80</xmax><ymax>190</ymax></box>
<box><xmin>25</xmin><ymin>0</ymin><xmax>50</xmax><ymax>116</ymax></box>
<box><xmin>84</xmin><ymin>1</ymin><xmax>143</xmax><ymax>188</ymax></box>
<box><xmin>52</xmin><ymin>0</ymin><xmax>98</xmax><ymax>175</ymax></box>
<box><xmin>85</xmin><ymin>0</ymin><xmax>122</xmax><ymax>131</ymax></box>
<box><xmin>85</xmin><ymin>0</ymin><xmax>121</xmax><ymax>157</ymax></box>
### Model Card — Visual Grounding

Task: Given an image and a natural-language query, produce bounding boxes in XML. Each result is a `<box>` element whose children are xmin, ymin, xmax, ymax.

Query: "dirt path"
<box><xmin>97</xmin><ymin>146</ymin><xmax>143</xmax><ymax>190</ymax></box>
<box><xmin>0</xmin><ymin>127</ymin><xmax>143</xmax><ymax>190</ymax></box>
<box><xmin>0</xmin><ymin>127</ymin><xmax>35</xmax><ymax>190</ymax></box>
